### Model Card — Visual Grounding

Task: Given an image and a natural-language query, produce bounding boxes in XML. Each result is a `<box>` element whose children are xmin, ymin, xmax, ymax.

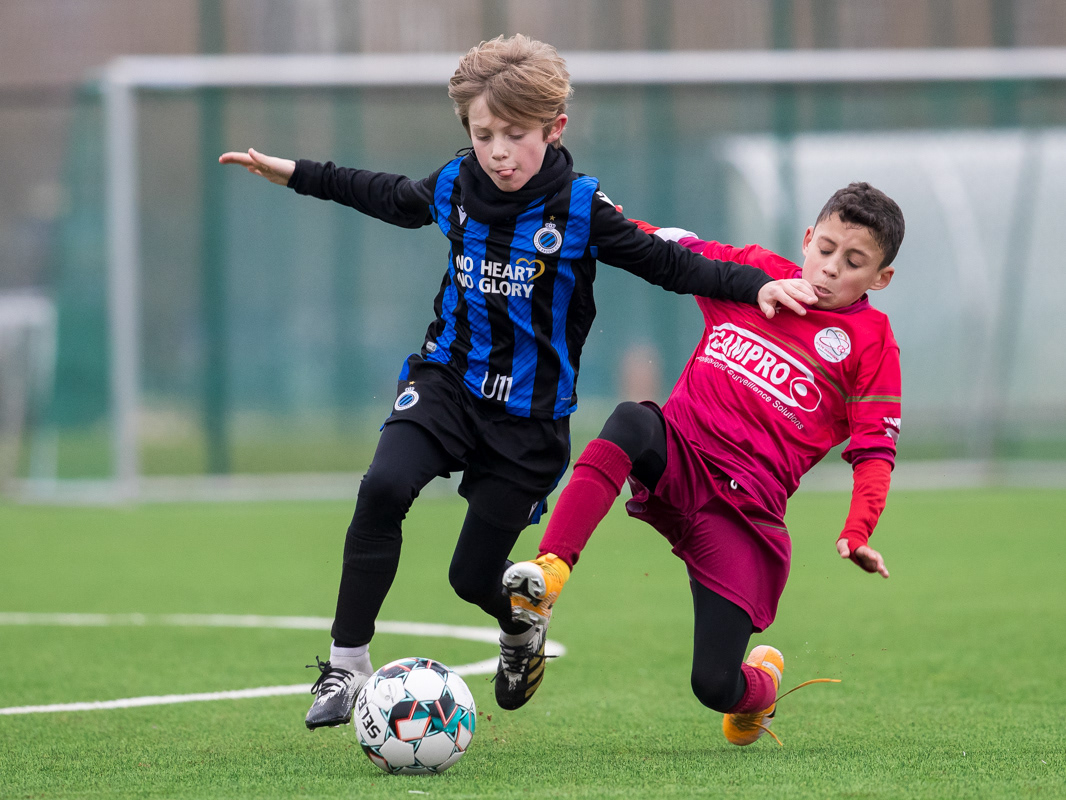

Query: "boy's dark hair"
<box><xmin>815</xmin><ymin>182</ymin><xmax>905</xmax><ymax>268</ymax></box>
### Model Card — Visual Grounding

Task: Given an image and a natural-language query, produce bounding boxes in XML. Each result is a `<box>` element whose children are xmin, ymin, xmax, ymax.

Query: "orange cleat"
<box><xmin>722</xmin><ymin>646</ymin><xmax>842</xmax><ymax>746</ymax></box>
<box><xmin>502</xmin><ymin>553</ymin><xmax>571</xmax><ymax>626</ymax></box>
<box><xmin>722</xmin><ymin>645</ymin><xmax>784</xmax><ymax>746</ymax></box>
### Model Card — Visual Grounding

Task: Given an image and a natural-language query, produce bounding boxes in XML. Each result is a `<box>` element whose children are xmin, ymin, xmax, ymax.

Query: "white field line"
<box><xmin>0</xmin><ymin>685</ymin><xmax>310</xmax><ymax>715</ymax></box>
<box><xmin>0</xmin><ymin>613</ymin><xmax>564</xmax><ymax>716</ymax></box>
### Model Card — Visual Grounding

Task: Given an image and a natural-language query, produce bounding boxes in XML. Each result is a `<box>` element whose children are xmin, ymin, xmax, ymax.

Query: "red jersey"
<box><xmin>664</xmin><ymin>236</ymin><xmax>901</xmax><ymax>518</ymax></box>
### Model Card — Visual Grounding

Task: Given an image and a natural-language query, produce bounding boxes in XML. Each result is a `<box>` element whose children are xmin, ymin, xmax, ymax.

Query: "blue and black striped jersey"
<box><xmin>289</xmin><ymin>147</ymin><xmax>772</xmax><ymax>419</ymax></box>
<box><xmin>422</xmin><ymin>156</ymin><xmax>600</xmax><ymax>418</ymax></box>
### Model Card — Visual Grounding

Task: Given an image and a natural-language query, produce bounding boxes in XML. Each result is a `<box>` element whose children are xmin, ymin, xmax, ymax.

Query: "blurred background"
<box><xmin>3</xmin><ymin>0</ymin><xmax>1066</xmax><ymax>500</ymax></box>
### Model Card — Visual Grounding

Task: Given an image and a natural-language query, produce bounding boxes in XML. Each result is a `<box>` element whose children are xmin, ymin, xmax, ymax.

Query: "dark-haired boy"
<box><xmin>505</xmin><ymin>182</ymin><xmax>904</xmax><ymax>745</ymax></box>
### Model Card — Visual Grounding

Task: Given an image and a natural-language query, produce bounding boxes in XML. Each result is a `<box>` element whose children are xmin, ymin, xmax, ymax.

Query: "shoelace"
<box><xmin>494</xmin><ymin>639</ymin><xmax>557</xmax><ymax>682</ymax></box>
<box><xmin>306</xmin><ymin>656</ymin><xmax>354</xmax><ymax>696</ymax></box>
<box><xmin>733</xmin><ymin>678</ymin><xmax>842</xmax><ymax>747</ymax></box>
<box><xmin>497</xmin><ymin>642</ymin><xmax>537</xmax><ymax>675</ymax></box>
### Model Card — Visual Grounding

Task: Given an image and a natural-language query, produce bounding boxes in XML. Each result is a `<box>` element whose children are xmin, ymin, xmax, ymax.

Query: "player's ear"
<box><xmin>870</xmin><ymin>266</ymin><xmax>894</xmax><ymax>291</ymax></box>
<box><xmin>801</xmin><ymin>225</ymin><xmax>815</xmax><ymax>255</ymax></box>
<box><xmin>545</xmin><ymin>114</ymin><xmax>567</xmax><ymax>144</ymax></box>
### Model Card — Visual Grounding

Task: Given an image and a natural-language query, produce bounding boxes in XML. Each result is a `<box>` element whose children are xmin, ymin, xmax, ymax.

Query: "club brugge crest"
<box><xmin>533</xmin><ymin>222</ymin><xmax>563</xmax><ymax>255</ymax></box>
<box><xmin>394</xmin><ymin>387</ymin><xmax>419</xmax><ymax>411</ymax></box>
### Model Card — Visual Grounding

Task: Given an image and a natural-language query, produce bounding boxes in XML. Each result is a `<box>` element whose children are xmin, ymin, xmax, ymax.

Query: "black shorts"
<box><xmin>383</xmin><ymin>354</ymin><xmax>571</xmax><ymax>530</ymax></box>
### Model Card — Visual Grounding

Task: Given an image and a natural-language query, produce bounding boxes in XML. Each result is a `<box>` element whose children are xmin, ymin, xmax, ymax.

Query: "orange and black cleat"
<box><xmin>502</xmin><ymin>553</ymin><xmax>571</xmax><ymax>626</ymax></box>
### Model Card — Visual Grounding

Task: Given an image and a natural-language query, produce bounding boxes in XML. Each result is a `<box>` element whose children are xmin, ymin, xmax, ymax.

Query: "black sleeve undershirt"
<box><xmin>589</xmin><ymin>195</ymin><xmax>773</xmax><ymax>303</ymax></box>
<box><xmin>287</xmin><ymin>159</ymin><xmax>437</xmax><ymax>229</ymax></box>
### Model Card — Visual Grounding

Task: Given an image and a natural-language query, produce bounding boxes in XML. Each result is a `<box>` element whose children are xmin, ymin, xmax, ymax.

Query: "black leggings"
<box><xmin>599</xmin><ymin>402</ymin><xmax>755</xmax><ymax>711</ymax></box>
<box><xmin>689</xmin><ymin>577</ymin><xmax>757</xmax><ymax>711</ymax></box>
<box><xmin>331</xmin><ymin>421</ymin><xmax>529</xmax><ymax>647</ymax></box>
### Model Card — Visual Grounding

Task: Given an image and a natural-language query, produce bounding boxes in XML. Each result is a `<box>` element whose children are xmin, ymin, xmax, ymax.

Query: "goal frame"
<box><xmin>82</xmin><ymin>47</ymin><xmax>1066</xmax><ymax>501</ymax></box>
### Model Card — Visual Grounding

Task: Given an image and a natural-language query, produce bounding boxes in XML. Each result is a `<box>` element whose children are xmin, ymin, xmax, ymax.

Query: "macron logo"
<box><xmin>883</xmin><ymin>417</ymin><xmax>901</xmax><ymax>442</ymax></box>
<box><xmin>457</xmin><ymin>206</ymin><xmax>467</xmax><ymax>225</ymax></box>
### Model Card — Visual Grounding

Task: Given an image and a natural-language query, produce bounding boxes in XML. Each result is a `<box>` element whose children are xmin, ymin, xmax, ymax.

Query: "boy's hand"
<box><xmin>836</xmin><ymin>539</ymin><xmax>890</xmax><ymax>578</ymax></box>
<box><xmin>218</xmin><ymin>148</ymin><xmax>295</xmax><ymax>186</ymax></box>
<box><xmin>757</xmin><ymin>278</ymin><xmax>817</xmax><ymax>319</ymax></box>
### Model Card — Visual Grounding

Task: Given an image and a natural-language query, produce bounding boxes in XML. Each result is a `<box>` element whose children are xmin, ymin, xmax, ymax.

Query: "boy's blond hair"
<box><xmin>449</xmin><ymin>34</ymin><xmax>572</xmax><ymax>148</ymax></box>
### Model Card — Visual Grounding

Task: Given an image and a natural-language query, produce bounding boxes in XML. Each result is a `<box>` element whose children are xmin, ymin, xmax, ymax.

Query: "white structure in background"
<box><xmin>720</xmin><ymin>129</ymin><xmax>1064</xmax><ymax>443</ymax></box>
<box><xmin>0</xmin><ymin>294</ymin><xmax>56</xmax><ymax>490</ymax></box>
<box><xmin>36</xmin><ymin>47</ymin><xmax>1066</xmax><ymax>502</ymax></box>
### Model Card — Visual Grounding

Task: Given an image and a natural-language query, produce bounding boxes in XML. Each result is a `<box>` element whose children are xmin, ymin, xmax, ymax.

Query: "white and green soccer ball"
<box><xmin>353</xmin><ymin>657</ymin><xmax>476</xmax><ymax>774</ymax></box>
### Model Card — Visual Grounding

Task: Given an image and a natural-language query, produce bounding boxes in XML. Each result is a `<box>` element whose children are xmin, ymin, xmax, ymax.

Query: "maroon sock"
<box><xmin>538</xmin><ymin>439</ymin><xmax>632</xmax><ymax>568</ymax></box>
<box><xmin>726</xmin><ymin>663</ymin><xmax>778</xmax><ymax>714</ymax></box>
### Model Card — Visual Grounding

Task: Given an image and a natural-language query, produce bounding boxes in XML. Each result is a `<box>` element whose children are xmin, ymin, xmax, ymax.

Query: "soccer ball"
<box><xmin>353</xmin><ymin>657</ymin><xmax>477</xmax><ymax>774</ymax></box>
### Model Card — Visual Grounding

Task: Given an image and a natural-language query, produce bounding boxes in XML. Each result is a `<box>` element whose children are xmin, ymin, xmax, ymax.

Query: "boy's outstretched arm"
<box><xmin>219</xmin><ymin>147</ymin><xmax>295</xmax><ymax>186</ymax></box>
<box><xmin>836</xmin><ymin>458</ymin><xmax>892</xmax><ymax>578</ymax></box>
<box><xmin>220</xmin><ymin>150</ymin><xmax>434</xmax><ymax>228</ymax></box>
<box><xmin>627</xmin><ymin>217</ymin><xmax>816</xmax><ymax>319</ymax></box>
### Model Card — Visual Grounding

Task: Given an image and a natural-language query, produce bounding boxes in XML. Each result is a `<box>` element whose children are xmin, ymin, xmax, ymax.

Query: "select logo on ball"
<box><xmin>354</xmin><ymin>657</ymin><xmax>476</xmax><ymax>775</ymax></box>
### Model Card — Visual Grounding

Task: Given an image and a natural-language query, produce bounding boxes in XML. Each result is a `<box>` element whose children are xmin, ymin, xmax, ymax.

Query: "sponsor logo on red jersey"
<box><xmin>703</xmin><ymin>323</ymin><xmax>822</xmax><ymax>412</ymax></box>
<box><xmin>814</xmin><ymin>327</ymin><xmax>851</xmax><ymax>363</ymax></box>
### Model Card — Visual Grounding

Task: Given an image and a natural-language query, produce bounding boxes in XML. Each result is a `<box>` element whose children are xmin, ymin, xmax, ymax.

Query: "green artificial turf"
<box><xmin>1</xmin><ymin>489</ymin><xmax>1064</xmax><ymax>798</ymax></box>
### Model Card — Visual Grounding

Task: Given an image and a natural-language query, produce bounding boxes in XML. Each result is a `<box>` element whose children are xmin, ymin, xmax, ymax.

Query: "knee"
<box><xmin>448</xmin><ymin>561</ymin><xmax>495</xmax><ymax>606</ymax></box>
<box><xmin>610</xmin><ymin>401</ymin><xmax>649</xmax><ymax>428</ymax></box>
<box><xmin>690</xmin><ymin>665</ymin><xmax>743</xmax><ymax>712</ymax></box>
<box><xmin>598</xmin><ymin>402</ymin><xmax>658</xmax><ymax>459</ymax></box>
<box><xmin>342</xmin><ymin>469</ymin><xmax>414</xmax><ymax>563</ymax></box>
<box><xmin>355</xmin><ymin>467</ymin><xmax>418</xmax><ymax>518</ymax></box>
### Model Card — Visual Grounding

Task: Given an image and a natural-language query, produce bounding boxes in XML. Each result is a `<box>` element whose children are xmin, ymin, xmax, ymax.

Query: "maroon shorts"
<box><xmin>624</xmin><ymin>403</ymin><xmax>791</xmax><ymax>632</ymax></box>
